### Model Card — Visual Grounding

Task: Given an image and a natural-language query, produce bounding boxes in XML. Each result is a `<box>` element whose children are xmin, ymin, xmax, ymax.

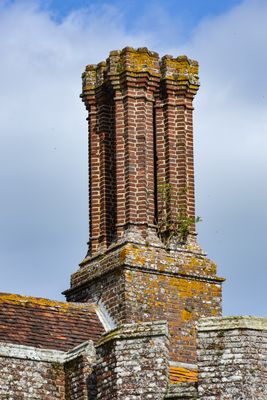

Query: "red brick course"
<box><xmin>81</xmin><ymin>47</ymin><xmax>200</xmax><ymax>254</ymax></box>
<box><xmin>67</xmin><ymin>47</ymin><xmax>224</xmax><ymax>367</ymax></box>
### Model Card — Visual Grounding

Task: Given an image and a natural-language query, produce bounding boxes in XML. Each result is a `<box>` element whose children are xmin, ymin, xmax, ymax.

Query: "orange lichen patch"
<box><xmin>122</xmin><ymin>266</ymin><xmax>222</xmax><ymax>363</ymax></box>
<box><xmin>120</xmin><ymin>244</ymin><xmax>172</xmax><ymax>269</ymax></box>
<box><xmin>119</xmin><ymin>247</ymin><xmax>128</xmax><ymax>264</ymax></box>
<box><xmin>110</xmin><ymin>47</ymin><xmax>160</xmax><ymax>75</ymax></box>
<box><xmin>161</xmin><ymin>55</ymin><xmax>199</xmax><ymax>87</ymax></box>
<box><xmin>211</xmin><ymin>308</ymin><xmax>219</xmax><ymax>316</ymax></box>
<box><xmin>177</xmin><ymin>256</ymin><xmax>219</xmax><ymax>277</ymax></box>
<box><xmin>169</xmin><ymin>366</ymin><xmax>198</xmax><ymax>384</ymax></box>
<box><xmin>0</xmin><ymin>293</ymin><xmax>95</xmax><ymax>312</ymax></box>
<box><xmin>82</xmin><ymin>47</ymin><xmax>161</xmax><ymax>93</ymax></box>
<box><xmin>125</xmin><ymin>271</ymin><xmax>134</xmax><ymax>285</ymax></box>
<box><xmin>181</xmin><ymin>309</ymin><xmax>192</xmax><ymax>321</ymax></box>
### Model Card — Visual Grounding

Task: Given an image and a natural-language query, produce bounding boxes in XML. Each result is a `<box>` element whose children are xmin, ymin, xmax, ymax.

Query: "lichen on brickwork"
<box><xmin>67</xmin><ymin>233</ymin><xmax>223</xmax><ymax>366</ymax></box>
<box><xmin>109</xmin><ymin>46</ymin><xmax>160</xmax><ymax>75</ymax></box>
<box><xmin>161</xmin><ymin>54</ymin><xmax>199</xmax><ymax>87</ymax></box>
<box><xmin>2</xmin><ymin>46</ymin><xmax>266</xmax><ymax>400</ymax></box>
<box><xmin>81</xmin><ymin>46</ymin><xmax>199</xmax><ymax>98</ymax></box>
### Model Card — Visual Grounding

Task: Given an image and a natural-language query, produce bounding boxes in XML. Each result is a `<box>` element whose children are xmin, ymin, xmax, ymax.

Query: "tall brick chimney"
<box><xmin>65</xmin><ymin>47</ymin><xmax>224</xmax><ymax>372</ymax></box>
<box><xmin>80</xmin><ymin>47</ymin><xmax>200</xmax><ymax>254</ymax></box>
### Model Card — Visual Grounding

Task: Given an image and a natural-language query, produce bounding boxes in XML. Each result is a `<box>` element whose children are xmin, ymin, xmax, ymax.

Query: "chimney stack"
<box><xmin>65</xmin><ymin>48</ymin><xmax>223</xmax><ymax>371</ymax></box>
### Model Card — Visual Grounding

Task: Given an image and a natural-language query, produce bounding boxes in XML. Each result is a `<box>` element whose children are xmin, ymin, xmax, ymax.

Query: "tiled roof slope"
<box><xmin>169</xmin><ymin>366</ymin><xmax>198</xmax><ymax>384</ymax></box>
<box><xmin>0</xmin><ymin>293</ymin><xmax>105</xmax><ymax>352</ymax></box>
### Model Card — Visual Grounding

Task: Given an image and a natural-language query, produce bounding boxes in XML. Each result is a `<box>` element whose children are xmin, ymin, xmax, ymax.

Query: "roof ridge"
<box><xmin>0</xmin><ymin>292</ymin><xmax>96</xmax><ymax>311</ymax></box>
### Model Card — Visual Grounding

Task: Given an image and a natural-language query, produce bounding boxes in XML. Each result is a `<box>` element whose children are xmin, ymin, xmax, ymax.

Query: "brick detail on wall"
<box><xmin>64</xmin><ymin>341</ymin><xmax>96</xmax><ymax>400</ymax></box>
<box><xmin>0</xmin><ymin>357</ymin><xmax>65</xmax><ymax>399</ymax></box>
<box><xmin>95</xmin><ymin>321</ymin><xmax>169</xmax><ymax>399</ymax></box>
<box><xmin>65</xmin><ymin>46</ymin><xmax>224</xmax><ymax>374</ymax></box>
<box><xmin>0</xmin><ymin>340</ymin><xmax>97</xmax><ymax>400</ymax></box>
<box><xmin>165</xmin><ymin>382</ymin><xmax>198</xmax><ymax>399</ymax></box>
<box><xmin>81</xmin><ymin>47</ymin><xmax>200</xmax><ymax>256</ymax></box>
<box><xmin>65</xmin><ymin>242</ymin><xmax>223</xmax><ymax>364</ymax></box>
<box><xmin>197</xmin><ymin>316</ymin><xmax>267</xmax><ymax>399</ymax></box>
<box><xmin>156</xmin><ymin>56</ymin><xmax>199</xmax><ymax>239</ymax></box>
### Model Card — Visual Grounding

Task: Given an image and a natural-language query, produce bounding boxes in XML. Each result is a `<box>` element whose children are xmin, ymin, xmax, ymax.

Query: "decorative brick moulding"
<box><xmin>65</xmin><ymin>46</ymin><xmax>224</xmax><ymax>368</ymax></box>
<box><xmin>80</xmin><ymin>46</ymin><xmax>200</xmax><ymax>253</ymax></box>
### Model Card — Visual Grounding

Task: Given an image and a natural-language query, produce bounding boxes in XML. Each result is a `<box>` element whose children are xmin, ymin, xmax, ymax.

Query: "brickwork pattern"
<box><xmin>81</xmin><ymin>47</ymin><xmax>200</xmax><ymax>255</ymax></box>
<box><xmin>123</xmin><ymin>264</ymin><xmax>222</xmax><ymax>364</ymax></box>
<box><xmin>64</xmin><ymin>341</ymin><xmax>97</xmax><ymax>400</ymax></box>
<box><xmin>66</xmin><ymin>242</ymin><xmax>223</xmax><ymax>364</ymax></box>
<box><xmin>64</xmin><ymin>47</ymin><xmax>224</xmax><ymax>368</ymax></box>
<box><xmin>66</xmin><ymin>267</ymin><xmax>127</xmax><ymax>326</ymax></box>
<box><xmin>165</xmin><ymin>383</ymin><xmax>198</xmax><ymax>399</ymax></box>
<box><xmin>95</xmin><ymin>321</ymin><xmax>169</xmax><ymax>400</ymax></box>
<box><xmin>0</xmin><ymin>46</ymin><xmax>266</xmax><ymax>400</ymax></box>
<box><xmin>65</xmin><ymin>356</ymin><xmax>91</xmax><ymax>399</ymax></box>
<box><xmin>156</xmin><ymin>56</ymin><xmax>198</xmax><ymax>237</ymax></box>
<box><xmin>0</xmin><ymin>357</ymin><xmax>65</xmax><ymax>399</ymax></box>
<box><xmin>0</xmin><ymin>340</ymin><xmax>97</xmax><ymax>400</ymax></box>
<box><xmin>197</xmin><ymin>317</ymin><xmax>267</xmax><ymax>399</ymax></box>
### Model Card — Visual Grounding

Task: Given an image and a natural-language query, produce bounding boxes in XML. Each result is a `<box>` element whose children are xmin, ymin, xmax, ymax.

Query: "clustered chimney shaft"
<box><xmin>67</xmin><ymin>47</ymin><xmax>223</xmax><ymax>370</ymax></box>
<box><xmin>81</xmin><ymin>47</ymin><xmax>200</xmax><ymax>255</ymax></box>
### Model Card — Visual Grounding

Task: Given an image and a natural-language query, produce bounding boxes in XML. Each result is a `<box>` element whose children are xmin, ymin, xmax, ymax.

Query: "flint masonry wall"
<box><xmin>0</xmin><ymin>340</ymin><xmax>96</xmax><ymax>400</ymax></box>
<box><xmin>0</xmin><ymin>357</ymin><xmax>65</xmax><ymax>399</ymax></box>
<box><xmin>95</xmin><ymin>321</ymin><xmax>169</xmax><ymax>399</ymax></box>
<box><xmin>0</xmin><ymin>358</ymin><xmax>65</xmax><ymax>399</ymax></box>
<box><xmin>64</xmin><ymin>341</ymin><xmax>96</xmax><ymax>400</ymax></box>
<box><xmin>0</xmin><ymin>343</ymin><xmax>65</xmax><ymax>399</ymax></box>
<box><xmin>197</xmin><ymin>317</ymin><xmax>267</xmax><ymax>399</ymax></box>
<box><xmin>165</xmin><ymin>382</ymin><xmax>198</xmax><ymax>399</ymax></box>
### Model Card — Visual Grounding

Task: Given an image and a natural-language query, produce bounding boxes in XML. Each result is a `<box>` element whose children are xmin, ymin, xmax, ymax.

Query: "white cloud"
<box><xmin>180</xmin><ymin>0</ymin><xmax>267</xmax><ymax>315</ymax></box>
<box><xmin>0</xmin><ymin>0</ymin><xmax>266</xmax><ymax>315</ymax></box>
<box><xmin>0</xmin><ymin>1</ymin><xmax>148</xmax><ymax>297</ymax></box>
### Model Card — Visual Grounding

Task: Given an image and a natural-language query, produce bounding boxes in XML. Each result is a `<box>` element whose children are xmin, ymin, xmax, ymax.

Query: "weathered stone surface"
<box><xmin>64</xmin><ymin>341</ymin><xmax>96</xmax><ymax>399</ymax></box>
<box><xmin>66</xmin><ymin>241</ymin><xmax>223</xmax><ymax>365</ymax></box>
<box><xmin>0</xmin><ymin>340</ymin><xmax>96</xmax><ymax>399</ymax></box>
<box><xmin>165</xmin><ymin>382</ymin><xmax>198</xmax><ymax>399</ymax></box>
<box><xmin>95</xmin><ymin>321</ymin><xmax>169</xmax><ymax>399</ymax></box>
<box><xmin>0</xmin><ymin>356</ymin><xmax>65</xmax><ymax>399</ymax></box>
<box><xmin>65</xmin><ymin>46</ymin><xmax>224</xmax><ymax>369</ymax></box>
<box><xmin>197</xmin><ymin>316</ymin><xmax>267</xmax><ymax>399</ymax></box>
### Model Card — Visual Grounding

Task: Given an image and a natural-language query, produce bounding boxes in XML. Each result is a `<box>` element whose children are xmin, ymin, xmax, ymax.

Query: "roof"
<box><xmin>0</xmin><ymin>293</ymin><xmax>105</xmax><ymax>352</ymax></box>
<box><xmin>169</xmin><ymin>365</ymin><xmax>198</xmax><ymax>384</ymax></box>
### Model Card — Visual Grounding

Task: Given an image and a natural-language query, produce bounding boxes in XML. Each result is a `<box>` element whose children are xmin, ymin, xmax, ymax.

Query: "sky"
<box><xmin>0</xmin><ymin>0</ymin><xmax>266</xmax><ymax>316</ymax></box>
